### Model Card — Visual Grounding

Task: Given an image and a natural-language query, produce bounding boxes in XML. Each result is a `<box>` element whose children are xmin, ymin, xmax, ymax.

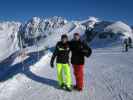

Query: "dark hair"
<box><xmin>74</xmin><ymin>33</ymin><xmax>80</xmax><ymax>36</ymax></box>
<box><xmin>61</xmin><ymin>34</ymin><xmax>68</xmax><ymax>40</ymax></box>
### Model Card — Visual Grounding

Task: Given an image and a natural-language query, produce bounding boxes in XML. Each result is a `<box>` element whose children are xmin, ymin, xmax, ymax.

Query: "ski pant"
<box><xmin>124</xmin><ymin>44</ymin><xmax>128</xmax><ymax>52</ymax></box>
<box><xmin>56</xmin><ymin>63</ymin><xmax>72</xmax><ymax>87</ymax></box>
<box><xmin>73</xmin><ymin>64</ymin><xmax>84</xmax><ymax>90</ymax></box>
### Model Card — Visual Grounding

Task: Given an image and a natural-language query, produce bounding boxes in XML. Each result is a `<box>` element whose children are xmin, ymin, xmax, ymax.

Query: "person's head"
<box><xmin>61</xmin><ymin>34</ymin><xmax>68</xmax><ymax>43</ymax></box>
<box><xmin>73</xmin><ymin>33</ymin><xmax>80</xmax><ymax>41</ymax></box>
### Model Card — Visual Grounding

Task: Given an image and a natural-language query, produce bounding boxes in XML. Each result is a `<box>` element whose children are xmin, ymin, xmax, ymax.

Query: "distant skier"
<box><xmin>69</xmin><ymin>33</ymin><xmax>92</xmax><ymax>91</ymax></box>
<box><xmin>50</xmin><ymin>34</ymin><xmax>72</xmax><ymax>92</ymax></box>
<box><xmin>128</xmin><ymin>37</ymin><xmax>132</xmax><ymax>48</ymax></box>
<box><xmin>123</xmin><ymin>38</ymin><xmax>129</xmax><ymax>52</ymax></box>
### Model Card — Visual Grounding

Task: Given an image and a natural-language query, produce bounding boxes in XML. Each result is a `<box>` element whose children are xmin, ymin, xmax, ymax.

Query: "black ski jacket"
<box><xmin>51</xmin><ymin>41</ymin><xmax>70</xmax><ymax>64</ymax></box>
<box><xmin>69</xmin><ymin>40</ymin><xmax>92</xmax><ymax>65</ymax></box>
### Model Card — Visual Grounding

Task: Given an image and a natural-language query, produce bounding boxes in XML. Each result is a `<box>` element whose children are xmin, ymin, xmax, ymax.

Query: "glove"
<box><xmin>82</xmin><ymin>47</ymin><xmax>92</xmax><ymax>57</ymax></box>
<box><xmin>50</xmin><ymin>61</ymin><xmax>54</xmax><ymax>68</ymax></box>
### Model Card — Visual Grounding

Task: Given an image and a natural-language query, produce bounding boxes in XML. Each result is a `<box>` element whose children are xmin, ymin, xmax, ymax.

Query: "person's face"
<box><xmin>74</xmin><ymin>35</ymin><xmax>80</xmax><ymax>41</ymax></box>
<box><xmin>62</xmin><ymin>38</ymin><xmax>68</xmax><ymax>43</ymax></box>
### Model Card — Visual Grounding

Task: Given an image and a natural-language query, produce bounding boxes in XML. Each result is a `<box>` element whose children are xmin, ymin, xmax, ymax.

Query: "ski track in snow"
<box><xmin>0</xmin><ymin>47</ymin><xmax>133</xmax><ymax>100</ymax></box>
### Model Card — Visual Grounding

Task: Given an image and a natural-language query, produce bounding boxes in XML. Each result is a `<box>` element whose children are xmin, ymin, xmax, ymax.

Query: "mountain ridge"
<box><xmin>0</xmin><ymin>16</ymin><xmax>133</xmax><ymax>62</ymax></box>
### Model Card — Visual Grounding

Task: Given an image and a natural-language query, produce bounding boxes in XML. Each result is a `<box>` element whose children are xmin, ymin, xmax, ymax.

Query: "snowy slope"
<box><xmin>0</xmin><ymin>22</ymin><xmax>21</xmax><ymax>62</ymax></box>
<box><xmin>0</xmin><ymin>46</ymin><xmax>133</xmax><ymax>100</ymax></box>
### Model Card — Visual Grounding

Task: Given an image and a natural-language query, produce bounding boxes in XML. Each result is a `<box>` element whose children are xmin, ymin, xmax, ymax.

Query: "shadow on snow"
<box><xmin>0</xmin><ymin>48</ymin><xmax>58</xmax><ymax>89</ymax></box>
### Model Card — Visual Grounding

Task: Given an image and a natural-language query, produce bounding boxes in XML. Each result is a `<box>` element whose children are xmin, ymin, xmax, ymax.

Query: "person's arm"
<box><xmin>68</xmin><ymin>41</ymin><xmax>72</xmax><ymax>50</ymax></box>
<box><xmin>82</xmin><ymin>41</ymin><xmax>92</xmax><ymax>57</ymax></box>
<box><xmin>50</xmin><ymin>43</ymin><xmax>58</xmax><ymax>68</ymax></box>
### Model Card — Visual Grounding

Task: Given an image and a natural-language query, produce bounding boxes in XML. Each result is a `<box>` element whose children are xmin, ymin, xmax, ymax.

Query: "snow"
<box><xmin>105</xmin><ymin>21</ymin><xmax>132</xmax><ymax>33</ymax></box>
<box><xmin>105</xmin><ymin>21</ymin><xmax>133</xmax><ymax>38</ymax></box>
<box><xmin>0</xmin><ymin>46</ymin><xmax>133</xmax><ymax>100</ymax></box>
<box><xmin>0</xmin><ymin>16</ymin><xmax>133</xmax><ymax>100</ymax></box>
<box><xmin>0</xmin><ymin>52</ymin><xmax>52</xmax><ymax>100</ymax></box>
<box><xmin>80</xmin><ymin>17</ymin><xmax>100</xmax><ymax>28</ymax></box>
<box><xmin>80</xmin><ymin>17</ymin><xmax>100</xmax><ymax>25</ymax></box>
<box><xmin>88</xmin><ymin>48</ymin><xmax>133</xmax><ymax>100</ymax></box>
<box><xmin>0</xmin><ymin>22</ymin><xmax>21</xmax><ymax>62</ymax></box>
<box><xmin>11</xmin><ymin>55</ymin><xmax>30</xmax><ymax>66</ymax></box>
<box><xmin>0</xmin><ymin>16</ymin><xmax>133</xmax><ymax>62</ymax></box>
<box><xmin>0</xmin><ymin>17</ymin><xmax>76</xmax><ymax>62</ymax></box>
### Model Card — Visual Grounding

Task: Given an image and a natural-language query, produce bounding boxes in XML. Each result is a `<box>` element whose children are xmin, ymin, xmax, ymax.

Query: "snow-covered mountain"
<box><xmin>90</xmin><ymin>20</ymin><xmax>133</xmax><ymax>38</ymax></box>
<box><xmin>0</xmin><ymin>22</ymin><xmax>21</xmax><ymax>61</ymax></box>
<box><xmin>130</xmin><ymin>25</ymin><xmax>133</xmax><ymax>33</ymax></box>
<box><xmin>81</xmin><ymin>16</ymin><xmax>100</xmax><ymax>29</ymax></box>
<box><xmin>21</xmin><ymin>16</ymin><xmax>68</xmax><ymax>39</ymax></box>
<box><xmin>0</xmin><ymin>16</ymin><xmax>76</xmax><ymax>62</ymax></box>
<box><xmin>0</xmin><ymin>16</ymin><xmax>133</xmax><ymax>62</ymax></box>
<box><xmin>85</xmin><ymin>20</ymin><xmax>133</xmax><ymax>47</ymax></box>
<box><xmin>19</xmin><ymin>16</ymin><xmax>69</xmax><ymax>47</ymax></box>
<box><xmin>105</xmin><ymin>21</ymin><xmax>133</xmax><ymax>37</ymax></box>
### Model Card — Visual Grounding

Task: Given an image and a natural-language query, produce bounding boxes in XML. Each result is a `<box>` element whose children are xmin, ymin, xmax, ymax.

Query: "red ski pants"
<box><xmin>73</xmin><ymin>65</ymin><xmax>84</xmax><ymax>90</ymax></box>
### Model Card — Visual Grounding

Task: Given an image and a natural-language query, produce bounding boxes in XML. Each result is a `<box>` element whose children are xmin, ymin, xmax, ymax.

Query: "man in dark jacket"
<box><xmin>128</xmin><ymin>37</ymin><xmax>132</xmax><ymax>48</ymax></box>
<box><xmin>123</xmin><ymin>38</ymin><xmax>128</xmax><ymax>52</ymax></box>
<box><xmin>70</xmin><ymin>33</ymin><xmax>92</xmax><ymax>91</ymax></box>
<box><xmin>50</xmin><ymin>34</ymin><xmax>72</xmax><ymax>91</ymax></box>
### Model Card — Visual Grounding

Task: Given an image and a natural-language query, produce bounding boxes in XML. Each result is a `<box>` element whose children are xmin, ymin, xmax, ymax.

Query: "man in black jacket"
<box><xmin>128</xmin><ymin>37</ymin><xmax>132</xmax><ymax>48</ymax></box>
<box><xmin>50</xmin><ymin>34</ymin><xmax>72</xmax><ymax>91</ymax></box>
<box><xmin>70</xmin><ymin>33</ymin><xmax>92</xmax><ymax>91</ymax></box>
<box><xmin>123</xmin><ymin>38</ymin><xmax>128</xmax><ymax>52</ymax></box>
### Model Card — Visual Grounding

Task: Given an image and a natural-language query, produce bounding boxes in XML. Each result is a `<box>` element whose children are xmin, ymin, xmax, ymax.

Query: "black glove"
<box><xmin>82</xmin><ymin>47</ymin><xmax>92</xmax><ymax>57</ymax></box>
<box><xmin>50</xmin><ymin>61</ymin><xmax>54</xmax><ymax>68</ymax></box>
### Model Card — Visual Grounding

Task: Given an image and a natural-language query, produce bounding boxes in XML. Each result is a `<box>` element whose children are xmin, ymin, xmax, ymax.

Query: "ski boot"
<box><xmin>58</xmin><ymin>83</ymin><xmax>65</xmax><ymax>89</ymax></box>
<box><xmin>65</xmin><ymin>85</ymin><xmax>72</xmax><ymax>92</ymax></box>
<box><xmin>73</xmin><ymin>85</ymin><xmax>83</xmax><ymax>91</ymax></box>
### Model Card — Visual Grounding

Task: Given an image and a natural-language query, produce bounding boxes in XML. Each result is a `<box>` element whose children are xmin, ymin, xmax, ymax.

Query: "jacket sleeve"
<box><xmin>68</xmin><ymin>41</ymin><xmax>72</xmax><ymax>50</ymax></box>
<box><xmin>82</xmin><ymin>41</ymin><xmax>92</xmax><ymax>57</ymax></box>
<box><xmin>50</xmin><ymin>43</ymin><xmax>58</xmax><ymax>64</ymax></box>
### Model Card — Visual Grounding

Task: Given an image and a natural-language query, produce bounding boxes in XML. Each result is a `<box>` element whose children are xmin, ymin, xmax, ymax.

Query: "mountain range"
<box><xmin>0</xmin><ymin>16</ymin><xmax>133</xmax><ymax>62</ymax></box>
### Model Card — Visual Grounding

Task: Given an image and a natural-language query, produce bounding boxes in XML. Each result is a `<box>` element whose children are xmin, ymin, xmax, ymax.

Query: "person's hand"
<box><xmin>50</xmin><ymin>62</ymin><xmax>54</xmax><ymax>68</ymax></box>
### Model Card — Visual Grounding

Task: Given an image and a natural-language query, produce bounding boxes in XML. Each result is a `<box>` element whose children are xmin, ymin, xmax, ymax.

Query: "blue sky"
<box><xmin>0</xmin><ymin>0</ymin><xmax>132</xmax><ymax>25</ymax></box>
